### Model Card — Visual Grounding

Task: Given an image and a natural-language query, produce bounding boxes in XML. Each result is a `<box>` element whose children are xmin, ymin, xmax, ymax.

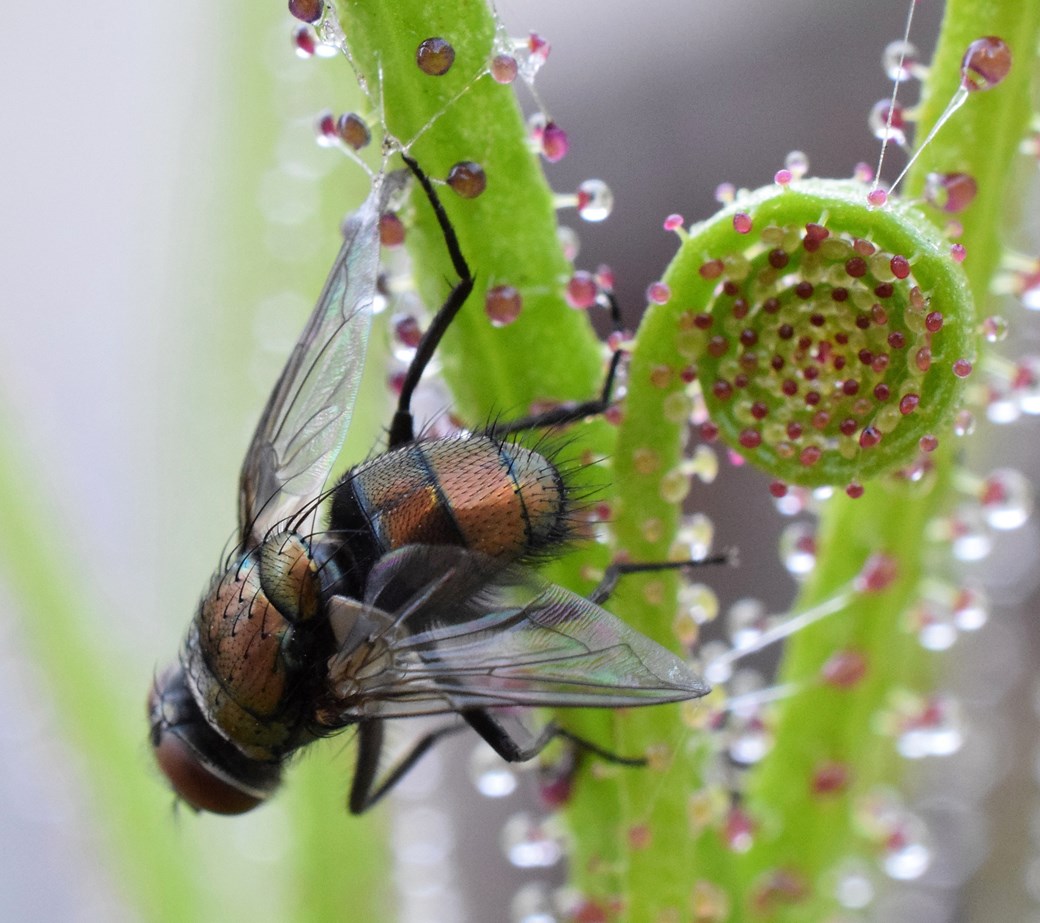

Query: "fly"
<box><xmin>147</xmin><ymin>151</ymin><xmax>711</xmax><ymax>815</ymax></box>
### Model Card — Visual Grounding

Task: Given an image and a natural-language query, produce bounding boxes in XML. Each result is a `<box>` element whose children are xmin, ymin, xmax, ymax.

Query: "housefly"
<box><xmin>148</xmin><ymin>152</ymin><xmax>710</xmax><ymax>815</ymax></box>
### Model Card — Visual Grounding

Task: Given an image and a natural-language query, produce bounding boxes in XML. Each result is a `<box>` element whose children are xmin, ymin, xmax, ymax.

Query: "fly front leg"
<box><xmin>386</xmin><ymin>152</ymin><xmax>625</xmax><ymax>447</ymax></box>
<box><xmin>388</xmin><ymin>154</ymin><xmax>475</xmax><ymax>449</ymax></box>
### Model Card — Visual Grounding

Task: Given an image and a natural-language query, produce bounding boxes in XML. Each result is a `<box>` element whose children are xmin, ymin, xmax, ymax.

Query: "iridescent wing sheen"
<box><xmin>238</xmin><ymin>169</ymin><xmax>409</xmax><ymax>545</ymax></box>
<box><xmin>325</xmin><ymin>545</ymin><xmax>710</xmax><ymax>721</ymax></box>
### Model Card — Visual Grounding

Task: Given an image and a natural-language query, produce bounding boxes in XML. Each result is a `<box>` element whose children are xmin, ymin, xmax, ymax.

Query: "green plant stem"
<box><xmin>743</xmin><ymin>1</ymin><xmax>1038</xmax><ymax>917</ymax></box>
<box><xmin>585</xmin><ymin>0</ymin><xmax>1040</xmax><ymax>920</ymax></box>
<box><xmin>336</xmin><ymin>0</ymin><xmax>605</xmax><ymax>421</ymax></box>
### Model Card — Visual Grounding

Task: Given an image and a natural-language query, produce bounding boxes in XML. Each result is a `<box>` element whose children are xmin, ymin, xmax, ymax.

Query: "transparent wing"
<box><xmin>325</xmin><ymin>545</ymin><xmax>709</xmax><ymax>721</ymax></box>
<box><xmin>238</xmin><ymin>169</ymin><xmax>409</xmax><ymax>544</ymax></box>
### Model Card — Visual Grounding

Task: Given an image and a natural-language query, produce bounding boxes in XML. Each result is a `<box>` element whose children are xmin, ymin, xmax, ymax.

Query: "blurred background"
<box><xmin>3</xmin><ymin>0</ymin><xmax>1039</xmax><ymax>920</ymax></box>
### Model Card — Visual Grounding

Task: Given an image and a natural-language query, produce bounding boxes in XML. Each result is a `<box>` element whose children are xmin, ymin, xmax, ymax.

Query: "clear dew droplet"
<box><xmin>576</xmin><ymin>179</ymin><xmax>614</xmax><ymax>221</ymax></box>
<box><xmin>510</xmin><ymin>881</ymin><xmax>557</xmax><ymax>923</ymax></box>
<box><xmin>883</xmin><ymin>834</ymin><xmax>932</xmax><ymax>881</ymax></box>
<box><xmin>778</xmin><ymin>521</ymin><xmax>817</xmax><ymax>576</ymax></box>
<box><xmin>726</xmin><ymin>598</ymin><xmax>767</xmax><ymax>649</ymax></box>
<box><xmin>868</xmin><ymin>100</ymin><xmax>907</xmax><ymax>146</ymax></box>
<box><xmin>727</xmin><ymin>713</ymin><xmax>773</xmax><ymax>766</ymax></box>
<box><xmin>501</xmin><ymin>814</ymin><xmax>564</xmax><ymax>869</ymax></box>
<box><xmin>980</xmin><ymin>467</ymin><xmax>1034</xmax><ymax>530</ymax></box>
<box><xmin>556</xmin><ymin>225</ymin><xmax>580</xmax><ymax>262</ymax></box>
<box><xmin>883</xmin><ymin>39</ymin><xmax>922</xmax><ymax>81</ymax></box>
<box><xmin>832</xmin><ymin>858</ymin><xmax>876</xmax><ymax>909</ymax></box>
<box><xmin>784</xmin><ymin>150</ymin><xmax>809</xmax><ymax>179</ymax></box>
<box><xmin>679</xmin><ymin>582</ymin><xmax>719</xmax><ymax>625</ymax></box>
<box><xmin>953</xmin><ymin>585</ymin><xmax>988</xmax><ymax>631</ymax></box>
<box><xmin>470</xmin><ymin>743</ymin><xmax>519</xmax><ymax>798</ymax></box>
<box><xmin>701</xmin><ymin>640</ymin><xmax>733</xmax><ymax>685</ymax></box>
<box><xmin>981</xmin><ymin>314</ymin><xmax>1009</xmax><ymax>342</ymax></box>
<box><xmin>676</xmin><ymin>512</ymin><xmax>714</xmax><ymax>560</ymax></box>
<box><xmin>910</xmin><ymin>600</ymin><xmax>958</xmax><ymax>652</ymax></box>
<box><xmin>896</xmin><ymin>695</ymin><xmax>964</xmax><ymax>759</ymax></box>
<box><xmin>948</xmin><ymin>505</ymin><xmax>994</xmax><ymax>562</ymax></box>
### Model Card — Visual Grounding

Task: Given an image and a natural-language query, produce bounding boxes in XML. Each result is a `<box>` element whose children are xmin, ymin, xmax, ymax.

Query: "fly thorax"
<box><xmin>185</xmin><ymin>550</ymin><xmax>316</xmax><ymax>760</ymax></box>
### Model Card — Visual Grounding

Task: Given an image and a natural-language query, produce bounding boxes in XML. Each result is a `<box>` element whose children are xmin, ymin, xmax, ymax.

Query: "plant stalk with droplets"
<box><xmin>570</xmin><ymin>2</ymin><xmax>1038</xmax><ymax>920</ymax></box>
<box><xmin>2</xmin><ymin>0</ymin><xmax>1036</xmax><ymax>920</ymax></box>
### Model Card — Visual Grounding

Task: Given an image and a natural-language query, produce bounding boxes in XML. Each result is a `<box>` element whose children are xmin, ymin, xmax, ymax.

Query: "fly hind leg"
<box><xmin>465</xmin><ymin>708</ymin><xmax>647</xmax><ymax>769</ymax></box>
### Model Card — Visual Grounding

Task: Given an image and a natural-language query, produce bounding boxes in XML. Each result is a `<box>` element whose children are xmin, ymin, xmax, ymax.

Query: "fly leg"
<box><xmin>388</xmin><ymin>154</ymin><xmax>474</xmax><ymax>449</ymax></box>
<box><xmin>349</xmin><ymin>709</ymin><xmax>647</xmax><ymax>815</ymax></box>
<box><xmin>458</xmin><ymin>556</ymin><xmax>734</xmax><ymax>771</ymax></box>
<box><xmin>587</xmin><ymin>553</ymin><xmax>735</xmax><ymax>606</ymax></box>
<box><xmin>387</xmin><ymin>153</ymin><xmax>625</xmax><ymax>445</ymax></box>
<box><xmin>349</xmin><ymin>717</ymin><xmax>468</xmax><ymax>813</ymax></box>
<box><xmin>486</xmin><ymin>290</ymin><xmax>625</xmax><ymax>438</ymax></box>
<box><xmin>465</xmin><ymin>709</ymin><xmax>646</xmax><ymax>768</ymax></box>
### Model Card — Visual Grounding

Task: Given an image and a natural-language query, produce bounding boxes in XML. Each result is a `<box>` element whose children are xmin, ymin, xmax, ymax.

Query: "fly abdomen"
<box><xmin>331</xmin><ymin>434</ymin><xmax>569</xmax><ymax>565</ymax></box>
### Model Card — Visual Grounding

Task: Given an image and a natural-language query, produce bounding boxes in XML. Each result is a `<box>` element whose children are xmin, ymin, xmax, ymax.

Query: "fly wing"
<box><xmin>326</xmin><ymin>545</ymin><xmax>709</xmax><ymax>720</ymax></box>
<box><xmin>238</xmin><ymin>169</ymin><xmax>409</xmax><ymax>545</ymax></box>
